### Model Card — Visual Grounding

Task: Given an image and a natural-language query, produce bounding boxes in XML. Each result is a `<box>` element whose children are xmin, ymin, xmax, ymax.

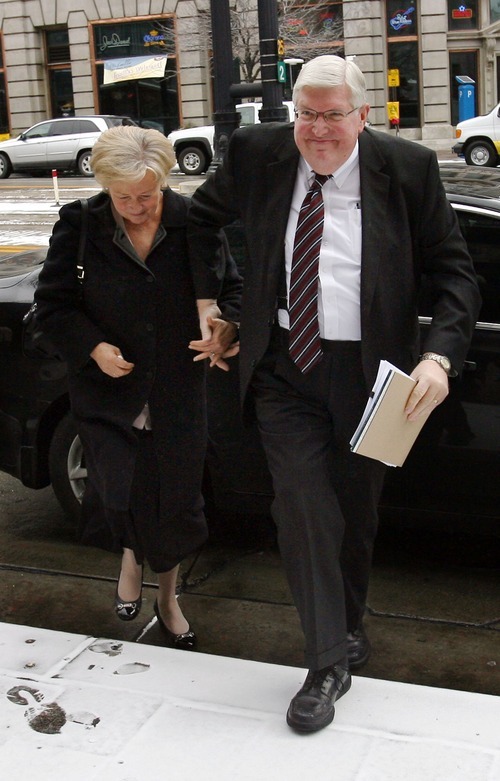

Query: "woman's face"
<box><xmin>107</xmin><ymin>170</ymin><xmax>163</xmax><ymax>225</ymax></box>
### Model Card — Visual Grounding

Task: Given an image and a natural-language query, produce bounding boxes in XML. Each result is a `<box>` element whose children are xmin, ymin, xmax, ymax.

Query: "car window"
<box><xmin>74</xmin><ymin>120</ymin><xmax>100</xmax><ymax>133</ymax></box>
<box><xmin>24</xmin><ymin>123</ymin><xmax>51</xmax><ymax>140</ymax></box>
<box><xmin>454</xmin><ymin>208</ymin><xmax>500</xmax><ymax>324</ymax></box>
<box><xmin>419</xmin><ymin>206</ymin><xmax>500</xmax><ymax>325</ymax></box>
<box><xmin>48</xmin><ymin>120</ymin><xmax>76</xmax><ymax>136</ymax></box>
<box><xmin>104</xmin><ymin>117</ymin><xmax>136</xmax><ymax>128</ymax></box>
<box><xmin>238</xmin><ymin>106</ymin><xmax>257</xmax><ymax>126</ymax></box>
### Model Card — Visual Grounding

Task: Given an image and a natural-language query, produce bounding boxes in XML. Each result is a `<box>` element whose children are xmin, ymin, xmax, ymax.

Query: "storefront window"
<box><xmin>46</xmin><ymin>29</ymin><xmax>70</xmax><ymax>63</ymax></box>
<box><xmin>92</xmin><ymin>17</ymin><xmax>179</xmax><ymax>135</ymax></box>
<box><xmin>447</xmin><ymin>2</ymin><xmax>479</xmax><ymax>31</ymax></box>
<box><xmin>491</xmin><ymin>1</ymin><xmax>500</xmax><ymax>23</ymax></box>
<box><xmin>386</xmin><ymin>2</ymin><xmax>420</xmax><ymax>128</ymax></box>
<box><xmin>279</xmin><ymin>2</ymin><xmax>344</xmax><ymax>98</ymax></box>
<box><xmin>449</xmin><ymin>50</ymin><xmax>478</xmax><ymax>125</ymax></box>
<box><xmin>280</xmin><ymin>1</ymin><xmax>343</xmax><ymax>41</ymax></box>
<box><xmin>387</xmin><ymin>1</ymin><xmax>418</xmax><ymax>37</ymax></box>
<box><xmin>388</xmin><ymin>41</ymin><xmax>420</xmax><ymax>128</ymax></box>
<box><xmin>46</xmin><ymin>29</ymin><xmax>74</xmax><ymax>117</ymax></box>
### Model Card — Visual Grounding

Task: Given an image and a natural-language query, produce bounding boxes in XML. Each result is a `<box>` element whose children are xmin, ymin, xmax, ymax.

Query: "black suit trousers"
<box><xmin>251</xmin><ymin>327</ymin><xmax>387</xmax><ymax>670</ymax></box>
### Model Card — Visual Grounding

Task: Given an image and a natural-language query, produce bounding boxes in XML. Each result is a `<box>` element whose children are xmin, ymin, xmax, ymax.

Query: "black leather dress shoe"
<box><xmin>286</xmin><ymin>664</ymin><xmax>351</xmax><ymax>733</ymax></box>
<box><xmin>153</xmin><ymin>599</ymin><xmax>197</xmax><ymax>651</ymax></box>
<box><xmin>347</xmin><ymin>626</ymin><xmax>371</xmax><ymax>670</ymax></box>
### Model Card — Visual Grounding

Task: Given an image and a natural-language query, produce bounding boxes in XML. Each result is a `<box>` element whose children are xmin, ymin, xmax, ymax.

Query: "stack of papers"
<box><xmin>350</xmin><ymin>360</ymin><xmax>430</xmax><ymax>467</ymax></box>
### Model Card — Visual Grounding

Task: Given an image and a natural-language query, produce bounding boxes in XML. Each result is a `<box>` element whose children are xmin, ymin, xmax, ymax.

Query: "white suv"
<box><xmin>0</xmin><ymin>115</ymin><xmax>137</xmax><ymax>178</ymax></box>
<box><xmin>168</xmin><ymin>101</ymin><xmax>295</xmax><ymax>175</ymax></box>
<box><xmin>452</xmin><ymin>103</ymin><xmax>500</xmax><ymax>167</ymax></box>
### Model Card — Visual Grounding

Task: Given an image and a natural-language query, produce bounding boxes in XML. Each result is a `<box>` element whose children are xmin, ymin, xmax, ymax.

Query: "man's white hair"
<box><xmin>293</xmin><ymin>55</ymin><xmax>367</xmax><ymax>109</ymax></box>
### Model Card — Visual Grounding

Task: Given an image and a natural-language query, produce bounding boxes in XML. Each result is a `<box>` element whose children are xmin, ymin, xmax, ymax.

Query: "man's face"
<box><xmin>293</xmin><ymin>84</ymin><xmax>370</xmax><ymax>175</ymax></box>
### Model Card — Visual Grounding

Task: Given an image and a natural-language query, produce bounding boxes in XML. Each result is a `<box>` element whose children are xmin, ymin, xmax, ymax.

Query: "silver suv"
<box><xmin>0</xmin><ymin>115</ymin><xmax>137</xmax><ymax>178</ymax></box>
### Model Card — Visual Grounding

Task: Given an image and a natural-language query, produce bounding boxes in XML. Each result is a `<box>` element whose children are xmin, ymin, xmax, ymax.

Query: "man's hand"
<box><xmin>189</xmin><ymin>316</ymin><xmax>239</xmax><ymax>371</ymax></box>
<box><xmin>90</xmin><ymin>342</ymin><xmax>135</xmax><ymax>378</ymax></box>
<box><xmin>405</xmin><ymin>360</ymin><xmax>449</xmax><ymax>421</ymax></box>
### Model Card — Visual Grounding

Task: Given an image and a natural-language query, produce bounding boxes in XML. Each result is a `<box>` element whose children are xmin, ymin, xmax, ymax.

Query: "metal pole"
<box><xmin>257</xmin><ymin>0</ymin><xmax>288</xmax><ymax>122</ymax></box>
<box><xmin>209</xmin><ymin>0</ymin><xmax>241</xmax><ymax>171</ymax></box>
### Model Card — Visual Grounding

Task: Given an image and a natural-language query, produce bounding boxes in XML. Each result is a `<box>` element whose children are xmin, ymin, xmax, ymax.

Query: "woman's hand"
<box><xmin>196</xmin><ymin>299</ymin><xmax>222</xmax><ymax>339</ymax></box>
<box><xmin>189</xmin><ymin>317</ymin><xmax>239</xmax><ymax>371</ymax></box>
<box><xmin>90</xmin><ymin>342</ymin><xmax>135</xmax><ymax>378</ymax></box>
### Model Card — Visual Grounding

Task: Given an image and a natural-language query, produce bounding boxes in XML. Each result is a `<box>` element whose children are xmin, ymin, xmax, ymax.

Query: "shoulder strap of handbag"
<box><xmin>76</xmin><ymin>198</ymin><xmax>89</xmax><ymax>284</ymax></box>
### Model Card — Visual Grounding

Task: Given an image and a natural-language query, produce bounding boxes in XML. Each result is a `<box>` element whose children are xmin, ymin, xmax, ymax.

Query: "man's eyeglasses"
<box><xmin>294</xmin><ymin>107</ymin><xmax>360</xmax><ymax>124</ymax></box>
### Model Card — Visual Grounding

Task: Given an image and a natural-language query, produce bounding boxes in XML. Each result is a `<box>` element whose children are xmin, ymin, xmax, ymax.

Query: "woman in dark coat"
<box><xmin>34</xmin><ymin>125</ymin><xmax>241</xmax><ymax>648</ymax></box>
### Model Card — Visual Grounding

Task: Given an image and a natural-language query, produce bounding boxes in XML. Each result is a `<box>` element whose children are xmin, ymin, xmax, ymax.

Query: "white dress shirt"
<box><xmin>279</xmin><ymin>143</ymin><xmax>362</xmax><ymax>341</ymax></box>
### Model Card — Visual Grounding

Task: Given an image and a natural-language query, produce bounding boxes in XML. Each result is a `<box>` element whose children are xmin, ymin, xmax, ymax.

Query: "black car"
<box><xmin>1</xmin><ymin>164</ymin><xmax>499</xmax><ymax>531</ymax></box>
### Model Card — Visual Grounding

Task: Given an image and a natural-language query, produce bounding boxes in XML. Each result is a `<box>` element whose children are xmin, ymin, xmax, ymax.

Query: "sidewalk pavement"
<box><xmin>1</xmin><ymin>620</ymin><xmax>499</xmax><ymax>781</ymax></box>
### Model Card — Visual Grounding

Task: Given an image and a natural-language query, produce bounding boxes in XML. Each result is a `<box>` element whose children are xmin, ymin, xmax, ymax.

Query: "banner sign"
<box><xmin>103</xmin><ymin>55</ymin><xmax>168</xmax><ymax>84</ymax></box>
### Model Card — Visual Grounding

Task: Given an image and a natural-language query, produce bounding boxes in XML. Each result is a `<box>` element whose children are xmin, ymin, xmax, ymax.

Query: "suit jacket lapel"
<box><xmin>359</xmin><ymin>129</ymin><xmax>392</xmax><ymax>318</ymax></box>
<box><xmin>263</xmin><ymin>130</ymin><xmax>299</xmax><ymax>283</ymax></box>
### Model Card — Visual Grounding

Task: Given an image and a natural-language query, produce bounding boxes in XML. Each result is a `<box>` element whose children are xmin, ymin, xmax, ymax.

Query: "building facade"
<box><xmin>0</xmin><ymin>0</ymin><xmax>214</xmax><ymax>139</ymax></box>
<box><xmin>0</xmin><ymin>1</ymin><xmax>500</xmax><ymax>149</ymax></box>
<box><xmin>344</xmin><ymin>0</ymin><xmax>500</xmax><ymax>147</ymax></box>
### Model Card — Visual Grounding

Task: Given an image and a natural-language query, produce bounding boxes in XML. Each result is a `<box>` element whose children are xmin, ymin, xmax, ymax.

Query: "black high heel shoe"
<box><xmin>114</xmin><ymin>591</ymin><xmax>142</xmax><ymax>621</ymax></box>
<box><xmin>114</xmin><ymin>566</ymin><xmax>143</xmax><ymax>622</ymax></box>
<box><xmin>153</xmin><ymin>599</ymin><xmax>197</xmax><ymax>650</ymax></box>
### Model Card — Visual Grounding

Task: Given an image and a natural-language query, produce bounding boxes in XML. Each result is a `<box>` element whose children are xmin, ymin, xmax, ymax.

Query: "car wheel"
<box><xmin>177</xmin><ymin>146</ymin><xmax>208</xmax><ymax>175</ymax></box>
<box><xmin>77</xmin><ymin>150</ymin><xmax>94</xmax><ymax>177</ymax></box>
<box><xmin>464</xmin><ymin>140</ymin><xmax>498</xmax><ymax>167</ymax></box>
<box><xmin>0</xmin><ymin>153</ymin><xmax>12</xmax><ymax>179</ymax></box>
<box><xmin>49</xmin><ymin>412</ymin><xmax>86</xmax><ymax>521</ymax></box>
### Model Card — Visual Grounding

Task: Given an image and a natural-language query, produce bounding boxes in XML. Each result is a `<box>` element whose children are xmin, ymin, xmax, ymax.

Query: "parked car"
<box><xmin>167</xmin><ymin>102</ymin><xmax>295</xmax><ymax>175</ymax></box>
<box><xmin>0</xmin><ymin>115</ymin><xmax>138</xmax><ymax>179</ymax></box>
<box><xmin>0</xmin><ymin>163</ymin><xmax>499</xmax><ymax>531</ymax></box>
<box><xmin>452</xmin><ymin>102</ymin><xmax>500</xmax><ymax>166</ymax></box>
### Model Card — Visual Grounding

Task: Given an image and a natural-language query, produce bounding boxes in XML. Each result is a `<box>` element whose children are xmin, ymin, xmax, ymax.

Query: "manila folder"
<box><xmin>350</xmin><ymin>360</ymin><xmax>430</xmax><ymax>467</ymax></box>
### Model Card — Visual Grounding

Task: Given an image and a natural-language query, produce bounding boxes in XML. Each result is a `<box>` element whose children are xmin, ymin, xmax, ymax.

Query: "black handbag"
<box><xmin>22</xmin><ymin>199</ymin><xmax>89</xmax><ymax>360</ymax></box>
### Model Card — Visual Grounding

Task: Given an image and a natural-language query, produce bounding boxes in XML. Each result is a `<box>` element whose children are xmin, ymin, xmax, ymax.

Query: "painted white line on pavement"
<box><xmin>0</xmin><ymin>202</ymin><xmax>65</xmax><ymax>213</ymax></box>
<box><xmin>0</xmin><ymin>234</ymin><xmax>49</xmax><ymax>246</ymax></box>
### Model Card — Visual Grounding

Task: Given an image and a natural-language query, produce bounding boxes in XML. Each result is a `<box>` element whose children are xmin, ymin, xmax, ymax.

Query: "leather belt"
<box><xmin>272</xmin><ymin>324</ymin><xmax>361</xmax><ymax>354</ymax></box>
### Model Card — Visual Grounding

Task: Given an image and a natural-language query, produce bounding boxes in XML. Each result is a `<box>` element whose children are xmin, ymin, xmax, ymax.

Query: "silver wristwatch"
<box><xmin>420</xmin><ymin>351</ymin><xmax>453</xmax><ymax>376</ymax></box>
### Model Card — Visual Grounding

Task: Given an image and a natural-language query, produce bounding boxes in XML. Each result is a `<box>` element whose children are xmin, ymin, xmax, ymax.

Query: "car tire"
<box><xmin>77</xmin><ymin>150</ymin><xmax>94</xmax><ymax>177</ymax></box>
<box><xmin>464</xmin><ymin>140</ymin><xmax>498</xmax><ymax>167</ymax></box>
<box><xmin>49</xmin><ymin>412</ymin><xmax>85</xmax><ymax>522</ymax></box>
<box><xmin>177</xmin><ymin>146</ymin><xmax>208</xmax><ymax>175</ymax></box>
<box><xmin>0</xmin><ymin>153</ymin><xmax>12</xmax><ymax>179</ymax></box>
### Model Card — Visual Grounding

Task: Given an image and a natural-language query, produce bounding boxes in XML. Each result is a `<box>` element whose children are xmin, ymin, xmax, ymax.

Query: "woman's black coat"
<box><xmin>34</xmin><ymin>188</ymin><xmax>241</xmax><ymax>556</ymax></box>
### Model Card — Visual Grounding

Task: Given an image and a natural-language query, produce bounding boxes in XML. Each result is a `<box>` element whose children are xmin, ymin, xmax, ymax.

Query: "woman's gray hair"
<box><xmin>293</xmin><ymin>55</ymin><xmax>367</xmax><ymax>109</ymax></box>
<box><xmin>90</xmin><ymin>125</ymin><xmax>176</xmax><ymax>188</ymax></box>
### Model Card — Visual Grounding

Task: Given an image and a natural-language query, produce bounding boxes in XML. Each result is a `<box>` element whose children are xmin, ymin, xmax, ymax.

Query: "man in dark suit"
<box><xmin>187</xmin><ymin>55</ymin><xmax>480</xmax><ymax>733</ymax></box>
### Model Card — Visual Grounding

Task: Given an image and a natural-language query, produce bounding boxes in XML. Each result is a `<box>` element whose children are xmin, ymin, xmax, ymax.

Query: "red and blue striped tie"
<box><xmin>289</xmin><ymin>173</ymin><xmax>330</xmax><ymax>373</ymax></box>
